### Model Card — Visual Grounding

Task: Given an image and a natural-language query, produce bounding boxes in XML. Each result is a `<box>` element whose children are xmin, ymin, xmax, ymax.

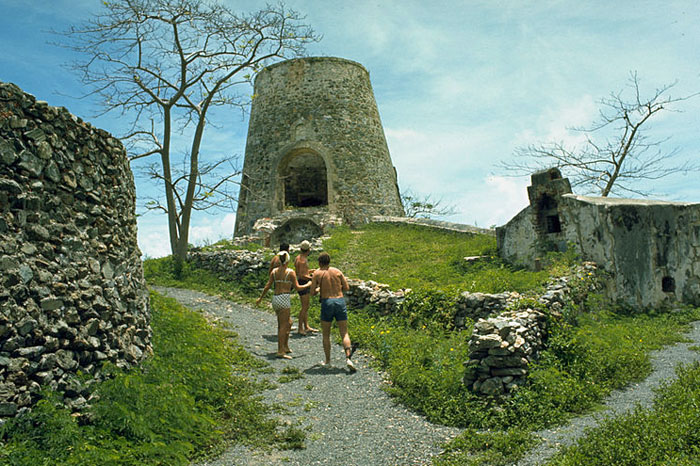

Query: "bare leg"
<box><xmin>321</xmin><ymin>320</ymin><xmax>332</xmax><ymax>364</ymax></box>
<box><xmin>277</xmin><ymin>308</ymin><xmax>292</xmax><ymax>359</ymax></box>
<box><xmin>337</xmin><ymin>320</ymin><xmax>352</xmax><ymax>357</ymax></box>
<box><xmin>298</xmin><ymin>294</ymin><xmax>317</xmax><ymax>334</ymax></box>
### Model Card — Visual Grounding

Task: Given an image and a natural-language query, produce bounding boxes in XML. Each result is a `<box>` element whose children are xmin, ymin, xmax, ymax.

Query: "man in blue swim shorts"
<box><xmin>310</xmin><ymin>252</ymin><xmax>357</xmax><ymax>372</ymax></box>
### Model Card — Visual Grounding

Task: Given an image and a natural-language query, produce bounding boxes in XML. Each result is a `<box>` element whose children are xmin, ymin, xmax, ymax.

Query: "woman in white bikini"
<box><xmin>256</xmin><ymin>251</ymin><xmax>311</xmax><ymax>359</ymax></box>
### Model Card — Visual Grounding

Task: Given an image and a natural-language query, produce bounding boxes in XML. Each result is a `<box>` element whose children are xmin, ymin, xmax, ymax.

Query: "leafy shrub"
<box><xmin>0</xmin><ymin>292</ymin><xmax>294</xmax><ymax>465</ymax></box>
<box><xmin>395</xmin><ymin>287</ymin><xmax>461</xmax><ymax>330</ymax></box>
<box><xmin>436</xmin><ymin>428</ymin><xmax>538</xmax><ymax>466</ymax></box>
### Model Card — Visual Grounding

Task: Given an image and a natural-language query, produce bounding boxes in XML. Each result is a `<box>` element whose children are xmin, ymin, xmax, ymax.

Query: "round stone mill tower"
<box><xmin>234</xmin><ymin>57</ymin><xmax>404</xmax><ymax>243</ymax></box>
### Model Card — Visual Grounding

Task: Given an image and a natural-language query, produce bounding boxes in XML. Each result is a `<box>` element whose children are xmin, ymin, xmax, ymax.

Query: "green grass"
<box><xmin>0</xmin><ymin>292</ymin><xmax>299</xmax><ymax>465</ymax></box>
<box><xmin>321</xmin><ymin>223</ymin><xmax>549</xmax><ymax>292</ymax></box>
<box><xmin>547</xmin><ymin>362</ymin><xmax>700</xmax><ymax>466</ymax></box>
<box><xmin>140</xmin><ymin>222</ymin><xmax>700</xmax><ymax>465</ymax></box>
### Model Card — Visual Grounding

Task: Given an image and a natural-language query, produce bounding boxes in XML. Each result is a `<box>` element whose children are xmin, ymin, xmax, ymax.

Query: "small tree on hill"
<box><xmin>59</xmin><ymin>0</ymin><xmax>319</xmax><ymax>263</ymax></box>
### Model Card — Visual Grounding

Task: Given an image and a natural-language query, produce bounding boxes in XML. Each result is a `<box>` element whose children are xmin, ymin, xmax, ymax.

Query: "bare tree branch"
<box><xmin>55</xmin><ymin>0</ymin><xmax>320</xmax><ymax>260</ymax></box>
<box><xmin>499</xmin><ymin>72</ymin><xmax>699</xmax><ymax>197</ymax></box>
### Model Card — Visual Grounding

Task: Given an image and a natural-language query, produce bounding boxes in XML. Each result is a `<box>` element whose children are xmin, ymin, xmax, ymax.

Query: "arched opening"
<box><xmin>537</xmin><ymin>195</ymin><xmax>562</xmax><ymax>234</ymax></box>
<box><xmin>270</xmin><ymin>218</ymin><xmax>323</xmax><ymax>245</ymax></box>
<box><xmin>279</xmin><ymin>151</ymin><xmax>328</xmax><ymax>208</ymax></box>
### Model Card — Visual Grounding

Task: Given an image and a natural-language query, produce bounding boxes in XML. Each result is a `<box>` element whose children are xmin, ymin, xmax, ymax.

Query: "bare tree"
<box><xmin>401</xmin><ymin>189</ymin><xmax>457</xmax><ymax>219</ymax></box>
<box><xmin>58</xmin><ymin>0</ymin><xmax>319</xmax><ymax>261</ymax></box>
<box><xmin>502</xmin><ymin>72</ymin><xmax>698</xmax><ymax>197</ymax></box>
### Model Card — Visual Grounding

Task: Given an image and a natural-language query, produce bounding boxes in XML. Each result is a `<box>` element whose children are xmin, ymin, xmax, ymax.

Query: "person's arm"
<box><xmin>256</xmin><ymin>271</ymin><xmax>274</xmax><ymax>305</ymax></box>
<box><xmin>310</xmin><ymin>271</ymin><xmax>319</xmax><ymax>296</ymax></box>
<box><xmin>291</xmin><ymin>271</ymin><xmax>311</xmax><ymax>292</ymax></box>
<box><xmin>340</xmin><ymin>270</ymin><xmax>349</xmax><ymax>292</ymax></box>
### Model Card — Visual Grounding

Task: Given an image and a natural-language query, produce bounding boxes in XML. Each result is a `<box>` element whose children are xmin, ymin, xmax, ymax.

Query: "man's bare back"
<box><xmin>311</xmin><ymin>266</ymin><xmax>348</xmax><ymax>299</ymax></box>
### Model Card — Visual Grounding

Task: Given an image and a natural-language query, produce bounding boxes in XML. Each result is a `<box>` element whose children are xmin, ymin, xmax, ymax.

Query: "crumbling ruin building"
<box><xmin>497</xmin><ymin>168</ymin><xmax>700</xmax><ymax>308</ymax></box>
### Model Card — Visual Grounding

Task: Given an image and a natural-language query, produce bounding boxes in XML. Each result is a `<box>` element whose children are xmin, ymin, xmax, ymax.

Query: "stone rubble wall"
<box><xmin>463</xmin><ymin>262</ymin><xmax>600</xmax><ymax>396</ymax></box>
<box><xmin>454</xmin><ymin>291</ymin><xmax>520</xmax><ymax>329</ymax></box>
<box><xmin>187</xmin><ymin>246</ymin><xmax>602</xmax><ymax>398</ymax></box>
<box><xmin>187</xmin><ymin>249</ymin><xmax>268</xmax><ymax>279</ymax></box>
<box><xmin>344</xmin><ymin>279</ymin><xmax>409</xmax><ymax>313</ymax></box>
<box><xmin>0</xmin><ymin>82</ymin><xmax>151</xmax><ymax>419</ymax></box>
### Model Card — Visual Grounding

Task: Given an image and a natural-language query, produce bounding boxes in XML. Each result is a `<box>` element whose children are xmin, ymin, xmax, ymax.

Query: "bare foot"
<box><xmin>276</xmin><ymin>354</ymin><xmax>292</xmax><ymax>360</ymax></box>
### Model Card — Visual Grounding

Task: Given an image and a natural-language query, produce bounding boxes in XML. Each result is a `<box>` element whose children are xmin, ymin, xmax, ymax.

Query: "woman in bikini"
<box><xmin>256</xmin><ymin>251</ymin><xmax>311</xmax><ymax>359</ymax></box>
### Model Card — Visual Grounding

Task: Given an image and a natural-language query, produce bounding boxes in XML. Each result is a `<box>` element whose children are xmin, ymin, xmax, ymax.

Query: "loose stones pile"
<box><xmin>345</xmin><ymin>279</ymin><xmax>409</xmax><ymax>313</ymax></box>
<box><xmin>0</xmin><ymin>82</ymin><xmax>151</xmax><ymax>419</ymax></box>
<box><xmin>188</xmin><ymin>249</ymin><xmax>268</xmax><ymax>279</ymax></box>
<box><xmin>454</xmin><ymin>291</ymin><xmax>520</xmax><ymax>329</ymax></box>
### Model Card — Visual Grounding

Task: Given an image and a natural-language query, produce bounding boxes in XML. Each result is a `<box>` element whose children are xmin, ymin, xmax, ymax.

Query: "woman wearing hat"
<box><xmin>256</xmin><ymin>250</ymin><xmax>310</xmax><ymax>359</ymax></box>
<box><xmin>294</xmin><ymin>240</ymin><xmax>318</xmax><ymax>336</ymax></box>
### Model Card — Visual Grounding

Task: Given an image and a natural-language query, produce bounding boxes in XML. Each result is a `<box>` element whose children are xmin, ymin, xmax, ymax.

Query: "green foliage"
<box><xmin>278</xmin><ymin>367</ymin><xmax>304</xmax><ymax>384</ymax></box>
<box><xmin>549</xmin><ymin>362</ymin><xmax>700</xmax><ymax>466</ymax></box>
<box><xmin>435</xmin><ymin>428</ymin><xmax>538</xmax><ymax>466</ymax></box>
<box><xmin>0</xmin><ymin>292</ymin><xmax>297</xmax><ymax>465</ymax></box>
<box><xmin>144</xmin><ymin>255</ymin><xmax>269</xmax><ymax>304</ymax></box>
<box><xmin>319</xmin><ymin>223</ymin><xmax>548</xmax><ymax>292</ymax></box>
<box><xmin>395</xmin><ymin>287</ymin><xmax>461</xmax><ymax>330</ymax></box>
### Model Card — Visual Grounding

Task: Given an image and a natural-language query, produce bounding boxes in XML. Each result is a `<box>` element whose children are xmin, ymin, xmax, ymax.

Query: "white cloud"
<box><xmin>137</xmin><ymin>213</ymin><xmax>236</xmax><ymax>258</ymax></box>
<box><xmin>449</xmin><ymin>176</ymin><xmax>530</xmax><ymax>229</ymax></box>
<box><xmin>137</xmin><ymin>223</ymin><xmax>171</xmax><ymax>259</ymax></box>
<box><xmin>514</xmin><ymin>95</ymin><xmax>597</xmax><ymax>150</ymax></box>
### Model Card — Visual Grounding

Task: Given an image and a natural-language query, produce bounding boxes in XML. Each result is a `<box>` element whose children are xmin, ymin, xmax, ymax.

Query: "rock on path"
<box><xmin>152</xmin><ymin>287</ymin><xmax>460</xmax><ymax>466</ymax></box>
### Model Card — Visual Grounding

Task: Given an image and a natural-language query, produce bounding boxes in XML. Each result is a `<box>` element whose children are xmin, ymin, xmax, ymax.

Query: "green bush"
<box><xmin>0</xmin><ymin>292</ymin><xmax>294</xmax><ymax>465</ymax></box>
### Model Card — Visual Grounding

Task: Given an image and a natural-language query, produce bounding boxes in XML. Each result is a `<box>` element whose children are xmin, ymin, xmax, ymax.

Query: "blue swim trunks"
<box><xmin>320</xmin><ymin>297</ymin><xmax>348</xmax><ymax>322</ymax></box>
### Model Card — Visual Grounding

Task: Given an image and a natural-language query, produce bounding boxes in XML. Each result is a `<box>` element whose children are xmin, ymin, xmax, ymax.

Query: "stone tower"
<box><xmin>234</xmin><ymin>57</ymin><xmax>404</xmax><ymax>243</ymax></box>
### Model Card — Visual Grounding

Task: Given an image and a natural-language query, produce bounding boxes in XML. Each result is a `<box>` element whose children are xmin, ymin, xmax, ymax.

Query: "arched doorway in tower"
<box><xmin>279</xmin><ymin>150</ymin><xmax>328</xmax><ymax>208</ymax></box>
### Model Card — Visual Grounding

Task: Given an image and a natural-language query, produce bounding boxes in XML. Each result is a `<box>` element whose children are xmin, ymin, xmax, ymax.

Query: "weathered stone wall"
<box><xmin>497</xmin><ymin>170</ymin><xmax>700</xmax><ymax>308</ymax></box>
<box><xmin>0</xmin><ymin>82</ymin><xmax>151</xmax><ymax>418</ymax></box>
<box><xmin>188</xmin><ymin>249</ymin><xmax>268</xmax><ymax>278</ymax></box>
<box><xmin>463</xmin><ymin>262</ymin><xmax>600</xmax><ymax>396</ymax></box>
<box><xmin>234</xmin><ymin>57</ymin><xmax>404</xmax><ymax>238</ymax></box>
<box><xmin>372</xmin><ymin>216</ymin><xmax>496</xmax><ymax>237</ymax></box>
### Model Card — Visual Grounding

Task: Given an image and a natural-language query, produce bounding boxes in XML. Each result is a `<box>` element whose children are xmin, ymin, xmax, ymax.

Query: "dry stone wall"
<box><xmin>463</xmin><ymin>262</ymin><xmax>601</xmax><ymax>396</ymax></box>
<box><xmin>0</xmin><ymin>82</ymin><xmax>151</xmax><ymax>419</ymax></box>
<box><xmin>187</xmin><ymin>247</ymin><xmax>603</xmax><ymax>398</ymax></box>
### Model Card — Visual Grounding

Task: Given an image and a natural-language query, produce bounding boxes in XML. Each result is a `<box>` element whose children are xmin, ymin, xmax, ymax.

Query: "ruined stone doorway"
<box><xmin>279</xmin><ymin>151</ymin><xmax>328</xmax><ymax>208</ymax></box>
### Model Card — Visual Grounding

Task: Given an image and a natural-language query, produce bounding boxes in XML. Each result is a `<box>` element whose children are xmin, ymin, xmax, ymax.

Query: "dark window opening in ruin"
<box><xmin>539</xmin><ymin>194</ymin><xmax>558</xmax><ymax>210</ymax></box>
<box><xmin>281</xmin><ymin>152</ymin><xmax>328</xmax><ymax>208</ymax></box>
<box><xmin>546</xmin><ymin>215</ymin><xmax>562</xmax><ymax>233</ymax></box>
<box><xmin>662</xmin><ymin>276</ymin><xmax>676</xmax><ymax>293</ymax></box>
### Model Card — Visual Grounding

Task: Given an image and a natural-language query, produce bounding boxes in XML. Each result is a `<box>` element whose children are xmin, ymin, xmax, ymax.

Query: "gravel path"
<box><xmin>517</xmin><ymin>319</ymin><xmax>700</xmax><ymax>466</ymax></box>
<box><xmin>152</xmin><ymin>286</ymin><xmax>460</xmax><ymax>466</ymax></box>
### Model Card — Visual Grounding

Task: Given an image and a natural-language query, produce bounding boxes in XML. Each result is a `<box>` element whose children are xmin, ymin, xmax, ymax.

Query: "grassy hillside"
<box><xmin>6</xmin><ymin>222</ymin><xmax>697</xmax><ymax>465</ymax></box>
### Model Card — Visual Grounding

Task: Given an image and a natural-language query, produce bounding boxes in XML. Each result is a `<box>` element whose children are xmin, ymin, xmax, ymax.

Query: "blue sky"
<box><xmin>2</xmin><ymin>0</ymin><xmax>699</xmax><ymax>257</ymax></box>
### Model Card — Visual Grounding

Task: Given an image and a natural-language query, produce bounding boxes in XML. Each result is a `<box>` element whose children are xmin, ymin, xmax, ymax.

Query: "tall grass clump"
<box><xmin>0</xmin><ymin>292</ymin><xmax>294</xmax><ymax>465</ymax></box>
